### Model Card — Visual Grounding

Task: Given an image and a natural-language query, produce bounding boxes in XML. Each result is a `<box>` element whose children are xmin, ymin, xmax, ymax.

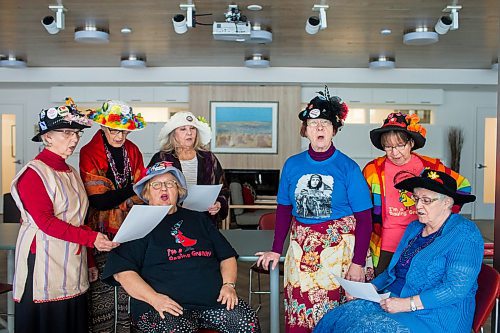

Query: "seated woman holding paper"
<box><xmin>314</xmin><ymin>169</ymin><xmax>483</xmax><ymax>333</ymax></box>
<box><xmin>102</xmin><ymin>161</ymin><xmax>260</xmax><ymax>333</ymax></box>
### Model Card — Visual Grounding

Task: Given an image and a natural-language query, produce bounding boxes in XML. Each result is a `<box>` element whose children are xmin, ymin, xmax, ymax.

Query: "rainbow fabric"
<box><xmin>362</xmin><ymin>153</ymin><xmax>472</xmax><ymax>267</ymax></box>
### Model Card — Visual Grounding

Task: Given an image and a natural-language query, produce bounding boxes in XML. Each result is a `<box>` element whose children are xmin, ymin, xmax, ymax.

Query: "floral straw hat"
<box><xmin>369</xmin><ymin>112</ymin><xmax>427</xmax><ymax>151</ymax></box>
<box><xmin>32</xmin><ymin>97</ymin><xmax>92</xmax><ymax>142</ymax></box>
<box><xmin>87</xmin><ymin>100</ymin><xmax>146</xmax><ymax>131</ymax></box>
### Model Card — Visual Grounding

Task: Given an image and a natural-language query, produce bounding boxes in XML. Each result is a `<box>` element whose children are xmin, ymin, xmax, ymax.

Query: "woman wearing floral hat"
<box><xmin>149</xmin><ymin>111</ymin><xmax>229</xmax><ymax>227</ymax></box>
<box><xmin>256</xmin><ymin>87</ymin><xmax>373</xmax><ymax>333</ymax></box>
<box><xmin>363</xmin><ymin>112</ymin><xmax>471</xmax><ymax>276</ymax></box>
<box><xmin>79</xmin><ymin>100</ymin><xmax>146</xmax><ymax>332</ymax></box>
<box><xmin>11</xmin><ymin>98</ymin><xmax>118</xmax><ymax>333</ymax></box>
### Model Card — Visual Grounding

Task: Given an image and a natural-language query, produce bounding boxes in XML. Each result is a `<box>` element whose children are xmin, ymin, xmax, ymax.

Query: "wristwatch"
<box><xmin>223</xmin><ymin>282</ymin><xmax>236</xmax><ymax>288</ymax></box>
<box><xmin>410</xmin><ymin>296</ymin><xmax>417</xmax><ymax>312</ymax></box>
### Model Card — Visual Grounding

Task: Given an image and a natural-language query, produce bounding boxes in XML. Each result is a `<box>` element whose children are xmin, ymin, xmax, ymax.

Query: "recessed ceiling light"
<box><xmin>121</xmin><ymin>27</ymin><xmax>132</xmax><ymax>34</ymax></box>
<box><xmin>244</xmin><ymin>53</ymin><xmax>270</xmax><ymax>68</ymax></box>
<box><xmin>403</xmin><ymin>27</ymin><xmax>438</xmax><ymax>45</ymax></box>
<box><xmin>74</xmin><ymin>26</ymin><xmax>110</xmax><ymax>43</ymax></box>
<box><xmin>0</xmin><ymin>56</ymin><xmax>27</xmax><ymax>68</ymax></box>
<box><xmin>121</xmin><ymin>55</ymin><xmax>146</xmax><ymax>68</ymax></box>
<box><xmin>369</xmin><ymin>56</ymin><xmax>395</xmax><ymax>69</ymax></box>
<box><xmin>247</xmin><ymin>4</ymin><xmax>263</xmax><ymax>11</ymax></box>
<box><xmin>380</xmin><ymin>28</ymin><xmax>392</xmax><ymax>35</ymax></box>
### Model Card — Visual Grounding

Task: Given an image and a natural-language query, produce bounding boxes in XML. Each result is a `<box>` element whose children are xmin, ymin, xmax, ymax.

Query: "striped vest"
<box><xmin>11</xmin><ymin>160</ymin><xmax>89</xmax><ymax>302</ymax></box>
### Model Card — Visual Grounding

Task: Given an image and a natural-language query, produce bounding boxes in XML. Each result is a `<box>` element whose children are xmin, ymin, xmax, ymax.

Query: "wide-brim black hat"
<box><xmin>395</xmin><ymin>169</ymin><xmax>476</xmax><ymax>206</ymax></box>
<box><xmin>32</xmin><ymin>98</ymin><xmax>92</xmax><ymax>142</ymax></box>
<box><xmin>370</xmin><ymin>112</ymin><xmax>426</xmax><ymax>151</ymax></box>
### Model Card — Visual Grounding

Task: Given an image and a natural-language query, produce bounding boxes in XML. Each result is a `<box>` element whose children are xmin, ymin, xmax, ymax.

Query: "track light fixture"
<box><xmin>305</xmin><ymin>4</ymin><xmax>328</xmax><ymax>35</ymax></box>
<box><xmin>172</xmin><ymin>3</ymin><xmax>196</xmax><ymax>34</ymax></box>
<box><xmin>434</xmin><ymin>5</ymin><xmax>461</xmax><ymax>35</ymax></box>
<box><xmin>41</xmin><ymin>4</ymin><xmax>67</xmax><ymax>34</ymax></box>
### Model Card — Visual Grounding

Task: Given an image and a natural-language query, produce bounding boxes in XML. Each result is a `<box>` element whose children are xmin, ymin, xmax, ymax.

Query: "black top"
<box><xmin>102</xmin><ymin>207</ymin><xmax>238</xmax><ymax>321</ymax></box>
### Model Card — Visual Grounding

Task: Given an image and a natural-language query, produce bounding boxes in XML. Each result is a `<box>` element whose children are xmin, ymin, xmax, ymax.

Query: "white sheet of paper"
<box><xmin>113</xmin><ymin>205</ymin><xmax>171</xmax><ymax>243</ymax></box>
<box><xmin>334</xmin><ymin>276</ymin><xmax>391</xmax><ymax>303</ymax></box>
<box><xmin>182</xmin><ymin>184</ymin><xmax>223</xmax><ymax>212</ymax></box>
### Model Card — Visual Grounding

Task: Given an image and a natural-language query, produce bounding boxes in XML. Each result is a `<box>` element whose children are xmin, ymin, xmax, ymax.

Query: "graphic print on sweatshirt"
<box><xmin>170</xmin><ymin>220</ymin><xmax>198</xmax><ymax>248</ymax></box>
<box><xmin>294</xmin><ymin>173</ymin><xmax>333</xmax><ymax>218</ymax></box>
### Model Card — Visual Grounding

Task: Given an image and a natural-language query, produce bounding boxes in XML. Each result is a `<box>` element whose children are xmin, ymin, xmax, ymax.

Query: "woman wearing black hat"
<box><xmin>256</xmin><ymin>87</ymin><xmax>373</xmax><ymax>333</ymax></box>
<box><xmin>10</xmin><ymin>98</ymin><xmax>119</xmax><ymax>333</ymax></box>
<box><xmin>363</xmin><ymin>112</ymin><xmax>471</xmax><ymax>276</ymax></box>
<box><xmin>314</xmin><ymin>169</ymin><xmax>483</xmax><ymax>333</ymax></box>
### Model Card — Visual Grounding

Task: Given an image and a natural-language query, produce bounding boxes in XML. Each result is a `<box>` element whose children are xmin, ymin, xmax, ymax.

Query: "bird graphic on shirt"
<box><xmin>399</xmin><ymin>190</ymin><xmax>415</xmax><ymax>209</ymax></box>
<box><xmin>171</xmin><ymin>220</ymin><xmax>197</xmax><ymax>247</ymax></box>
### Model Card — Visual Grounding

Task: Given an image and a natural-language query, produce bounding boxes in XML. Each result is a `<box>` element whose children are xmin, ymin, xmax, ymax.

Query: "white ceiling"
<box><xmin>0</xmin><ymin>0</ymin><xmax>499</xmax><ymax>69</ymax></box>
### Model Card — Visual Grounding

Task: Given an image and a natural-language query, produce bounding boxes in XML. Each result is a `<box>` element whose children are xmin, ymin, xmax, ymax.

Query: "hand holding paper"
<box><xmin>333</xmin><ymin>276</ymin><xmax>391</xmax><ymax>303</ymax></box>
<box><xmin>113</xmin><ymin>205</ymin><xmax>171</xmax><ymax>243</ymax></box>
<box><xmin>182</xmin><ymin>184</ymin><xmax>223</xmax><ymax>212</ymax></box>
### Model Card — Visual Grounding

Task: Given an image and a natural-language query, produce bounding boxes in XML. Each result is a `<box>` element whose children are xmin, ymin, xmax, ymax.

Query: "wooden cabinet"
<box><xmin>50</xmin><ymin>87</ymin><xmax>119</xmax><ymax>102</ymax></box>
<box><xmin>334</xmin><ymin>88</ymin><xmax>372</xmax><ymax>104</ymax></box>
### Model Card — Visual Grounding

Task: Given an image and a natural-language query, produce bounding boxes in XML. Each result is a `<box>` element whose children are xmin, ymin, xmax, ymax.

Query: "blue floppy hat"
<box><xmin>133</xmin><ymin>161</ymin><xmax>188</xmax><ymax>204</ymax></box>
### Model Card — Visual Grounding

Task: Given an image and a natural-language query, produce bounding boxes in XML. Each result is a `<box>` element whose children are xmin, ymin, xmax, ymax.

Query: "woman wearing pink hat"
<box><xmin>363</xmin><ymin>112</ymin><xmax>471</xmax><ymax>277</ymax></box>
<box><xmin>79</xmin><ymin>100</ymin><xmax>147</xmax><ymax>332</ymax></box>
<box><xmin>149</xmin><ymin>112</ymin><xmax>229</xmax><ymax>227</ymax></box>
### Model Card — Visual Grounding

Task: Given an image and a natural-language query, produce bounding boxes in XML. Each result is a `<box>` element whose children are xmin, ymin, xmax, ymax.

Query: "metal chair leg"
<box><xmin>248</xmin><ymin>267</ymin><xmax>253</xmax><ymax>307</ymax></box>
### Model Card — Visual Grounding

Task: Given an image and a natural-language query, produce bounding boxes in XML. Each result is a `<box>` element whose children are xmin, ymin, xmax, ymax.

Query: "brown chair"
<box><xmin>248</xmin><ymin>212</ymin><xmax>283</xmax><ymax>312</ymax></box>
<box><xmin>472</xmin><ymin>264</ymin><xmax>500</xmax><ymax>333</ymax></box>
<box><xmin>3</xmin><ymin>193</ymin><xmax>21</xmax><ymax>223</ymax></box>
<box><xmin>0</xmin><ymin>283</ymin><xmax>13</xmax><ymax>320</ymax></box>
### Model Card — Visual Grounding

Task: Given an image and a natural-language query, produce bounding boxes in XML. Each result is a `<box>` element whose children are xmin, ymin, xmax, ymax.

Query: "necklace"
<box><xmin>398</xmin><ymin>218</ymin><xmax>448</xmax><ymax>267</ymax></box>
<box><xmin>102</xmin><ymin>131</ymin><xmax>132</xmax><ymax>189</ymax></box>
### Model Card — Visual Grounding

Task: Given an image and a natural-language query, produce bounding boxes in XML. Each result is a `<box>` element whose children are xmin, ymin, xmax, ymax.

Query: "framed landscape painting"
<box><xmin>210</xmin><ymin>101</ymin><xmax>278</xmax><ymax>154</ymax></box>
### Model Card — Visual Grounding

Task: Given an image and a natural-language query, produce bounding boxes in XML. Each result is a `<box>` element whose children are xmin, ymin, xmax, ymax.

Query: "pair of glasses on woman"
<box><xmin>411</xmin><ymin>195</ymin><xmax>439</xmax><ymax>205</ymax></box>
<box><xmin>307</xmin><ymin>119</ymin><xmax>333</xmax><ymax>127</ymax></box>
<box><xmin>150</xmin><ymin>180</ymin><xmax>177</xmax><ymax>190</ymax></box>
<box><xmin>108</xmin><ymin>129</ymin><xmax>131</xmax><ymax>136</ymax></box>
<box><xmin>383</xmin><ymin>141</ymin><xmax>408</xmax><ymax>152</ymax></box>
<box><xmin>53</xmin><ymin>129</ymin><xmax>84</xmax><ymax>138</ymax></box>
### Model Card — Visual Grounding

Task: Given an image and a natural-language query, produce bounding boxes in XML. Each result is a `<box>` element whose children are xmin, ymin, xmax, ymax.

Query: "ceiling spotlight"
<box><xmin>244</xmin><ymin>54</ymin><xmax>270</xmax><ymax>68</ymax></box>
<box><xmin>121</xmin><ymin>55</ymin><xmax>146</xmax><ymax>68</ymax></box>
<box><xmin>403</xmin><ymin>27</ymin><xmax>439</xmax><ymax>45</ymax></box>
<box><xmin>435</xmin><ymin>5</ymin><xmax>461</xmax><ymax>34</ymax></box>
<box><xmin>74</xmin><ymin>26</ymin><xmax>110</xmax><ymax>43</ymax></box>
<box><xmin>0</xmin><ymin>56</ymin><xmax>27</xmax><ymax>68</ymax></box>
<box><xmin>305</xmin><ymin>4</ymin><xmax>328</xmax><ymax>35</ymax></box>
<box><xmin>173</xmin><ymin>3</ymin><xmax>196</xmax><ymax>34</ymax></box>
<box><xmin>41</xmin><ymin>4</ymin><xmax>67</xmax><ymax>34</ymax></box>
<box><xmin>369</xmin><ymin>56</ymin><xmax>395</xmax><ymax>69</ymax></box>
<box><xmin>246</xmin><ymin>24</ymin><xmax>272</xmax><ymax>43</ymax></box>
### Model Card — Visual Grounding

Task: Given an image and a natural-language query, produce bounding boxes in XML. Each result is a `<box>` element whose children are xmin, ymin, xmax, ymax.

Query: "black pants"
<box><xmin>15</xmin><ymin>253</ymin><xmax>89</xmax><ymax>333</ymax></box>
<box><xmin>374</xmin><ymin>250</ymin><xmax>394</xmax><ymax>276</ymax></box>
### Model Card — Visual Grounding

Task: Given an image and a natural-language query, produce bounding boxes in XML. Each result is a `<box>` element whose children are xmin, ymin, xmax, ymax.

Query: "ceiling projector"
<box><xmin>213</xmin><ymin>21</ymin><xmax>251</xmax><ymax>41</ymax></box>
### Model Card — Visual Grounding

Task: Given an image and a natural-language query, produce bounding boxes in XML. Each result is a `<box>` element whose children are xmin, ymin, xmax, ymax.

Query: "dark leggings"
<box><xmin>136</xmin><ymin>298</ymin><xmax>261</xmax><ymax>333</ymax></box>
<box><xmin>374</xmin><ymin>250</ymin><xmax>394</xmax><ymax>276</ymax></box>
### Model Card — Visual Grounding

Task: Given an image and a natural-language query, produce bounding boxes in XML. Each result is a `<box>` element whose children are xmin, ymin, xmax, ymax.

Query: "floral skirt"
<box><xmin>284</xmin><ymin>216</ymin><xmax>356</xmax><ymax>333</ymax></box>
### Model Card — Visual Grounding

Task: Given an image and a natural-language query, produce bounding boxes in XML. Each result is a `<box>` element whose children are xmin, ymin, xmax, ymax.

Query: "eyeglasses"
<box><xmin>307</xmin><ymin>119</ymin><xmax>332</xmax><ymax>127</ymax></box>
<box><xmin>52</xmin><ymin>129</ymin><xmax>84</xmax><ymax>138</ymax></box>
<box><xmin>108</xmin><ymin>129</ymin><xmax>130</xmax><ymax>136</ymax></box>
<box><xmin>383</xmin><ymin>142</ymin><xmax>408</xmax><ymax>152</ymax></box>
<box><xmin>150</xmin><ymin>180</ymin><xmax>177</xmax><ymax>190</ymax></box>
<box><xmin>411</xmin><ymin>195</ymin><xmax>440</xmax><ymax>205</ymax></box>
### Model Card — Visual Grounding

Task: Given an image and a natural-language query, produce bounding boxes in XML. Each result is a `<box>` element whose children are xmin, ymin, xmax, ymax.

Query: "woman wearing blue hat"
<box><xmin>102</xmin><ymin>161</ymin><xmax>260</xmax><ymax>332</ymax></box>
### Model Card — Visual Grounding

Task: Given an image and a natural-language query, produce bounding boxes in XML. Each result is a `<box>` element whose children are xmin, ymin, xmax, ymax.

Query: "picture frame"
<box><xmin>210</xmin><ymin>101</ymin><xmax>278</xmax><ymax>154</ymax></box>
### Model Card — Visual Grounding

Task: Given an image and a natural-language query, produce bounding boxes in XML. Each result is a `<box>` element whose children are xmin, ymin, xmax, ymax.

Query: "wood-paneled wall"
<box><xmin>189</xmin><ymin>85</ymin><xmax>302</xmax><ymax>170</ymax></box>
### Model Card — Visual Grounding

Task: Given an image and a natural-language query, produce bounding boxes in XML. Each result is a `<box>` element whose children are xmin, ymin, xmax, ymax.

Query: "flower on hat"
<box><xmin>405</xmin><ymin>114</ymin><xmax>427</xmax><ymax>138</ymax></box>
<box><xmin>197</xmin><ymin>116</ymin><xmax>209</xmax><ymax>125</ymax></box>
<box><xmin>87</xmin><ymin>100</ymin><xmax>146</xmax><ymax>131</ymax></box>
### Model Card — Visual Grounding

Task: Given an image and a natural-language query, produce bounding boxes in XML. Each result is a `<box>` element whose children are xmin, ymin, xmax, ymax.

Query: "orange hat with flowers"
<box><xmin>87</xmin><ymin>100</ymin><xmax>146</xmax><ymax>131</ymax></box>
<box><xmin>370</xmin><ymin>112</ymin><xmax>427</xmax><ymax>151</ymax></box>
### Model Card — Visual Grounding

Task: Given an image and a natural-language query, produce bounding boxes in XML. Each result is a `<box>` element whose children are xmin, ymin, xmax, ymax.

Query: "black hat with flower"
<box><xmin>32</xmin><ymin>97</ymin><xmax>93</xmax><ymax>142</ymax></box>
<box><xmin>395</xmin><ymin>169</ymin><xmax>475</xmax><ymax>205</ymax></box>
<box><xmin>298</xmin><ymin>86</ymin><xmax>349</xmax><ymax>130</ymax></box>
<box><xmin>370</xmin><ymin>112</ymin><xmax>427</xmax><ymax>151</ymax></box>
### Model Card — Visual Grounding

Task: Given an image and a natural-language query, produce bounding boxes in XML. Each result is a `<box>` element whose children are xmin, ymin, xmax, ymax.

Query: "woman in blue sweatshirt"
<box><xmin>314</xmin><ymin>169</ymin><xmax>483</xmax><ymax>333</ymax></box>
